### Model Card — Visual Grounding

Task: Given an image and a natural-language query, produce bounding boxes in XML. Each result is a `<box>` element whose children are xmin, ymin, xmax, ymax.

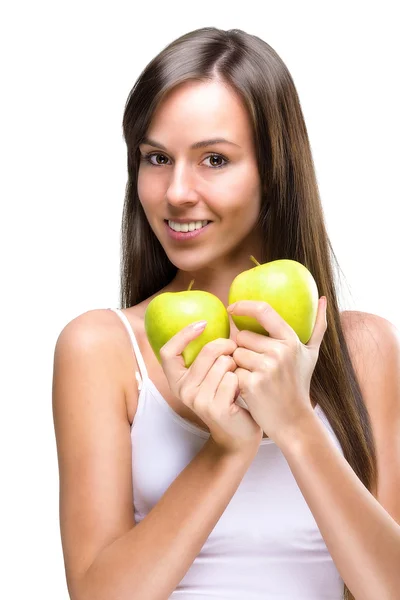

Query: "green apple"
<box><xmin>145</xmin><ymin>280</ymin><xmax>230</xmax><ymax>368</ymax></box>
<box><xmin>228</xmin><ymin>256</ymin><xmax>319</xmax><ymax>344</ymax></box>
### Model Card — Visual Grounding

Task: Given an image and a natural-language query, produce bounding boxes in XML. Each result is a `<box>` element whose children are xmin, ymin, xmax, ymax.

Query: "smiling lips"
<box><xmin>167</xmin><ymin>219</ymin><xmax>210</xmax><ymax>232</ymax></box>
<box><xmin>164</xmin><ymin>220</ymin><xmax>212</xmax><ymax>241</ymax></box>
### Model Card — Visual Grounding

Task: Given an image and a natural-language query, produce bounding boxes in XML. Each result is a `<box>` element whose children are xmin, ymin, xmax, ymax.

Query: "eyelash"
<box><xmin>140</xmin><ymin>152</ymin><xmax>229</xmax><ymax>169</ymax></box>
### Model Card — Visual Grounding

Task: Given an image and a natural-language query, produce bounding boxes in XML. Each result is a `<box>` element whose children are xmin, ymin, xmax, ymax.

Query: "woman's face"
<box><xmin>137</xmin><ymin>79</ymin><xmax>263</xmax><ymax>279</ymax></box>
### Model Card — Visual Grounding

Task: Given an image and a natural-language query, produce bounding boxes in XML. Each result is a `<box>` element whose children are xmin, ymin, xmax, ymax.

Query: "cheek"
<box><xmin>229</xmin><ymin>164</ymin><xmax>262</xmax><ymax>207</ymax></box>
<box><xmin>228</xmin><ymin>184</ymin><xmax>262</xmax><ymax>225</ymax></box>
<box><xmin>239</xmin><ymin>167</ymin><xmax>262</xmax><ymax>200</ymax></box>
<box><xmin>137</xmin><ymin>170</ymin><xmax>154</xmax><ymax>203</ymax></box>
<box><xmin>137</xmin><ymin>171</ymin><xmax>166</xmax><ymax>218</ymax></box>
<box><xmin>212</xmin><ymin>168</ymin><xmax>260</xmax><ymax>209</ymax></box>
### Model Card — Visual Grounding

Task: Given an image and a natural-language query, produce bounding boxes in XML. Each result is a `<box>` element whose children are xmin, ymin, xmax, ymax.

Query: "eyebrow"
<box><xmin>139</xmin><ymin>136</ymin><xmax>240</xmax><ymax>150</ymax></box>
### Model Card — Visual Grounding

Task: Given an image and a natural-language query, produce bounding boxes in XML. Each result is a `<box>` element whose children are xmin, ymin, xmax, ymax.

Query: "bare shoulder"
<box><xmin>340</xmin><ymin>309</ymin><xmax>399</xmax><ymax>382</ymax></box>
<box><xmin>55</xmin><ymin>308</ymin><xmax>140</xmax><ymax>422</ymax></box>
<box><xmin>56</xmin><ymin>308</ymin><xmax>130</xmax><ymax>348</ymax></box>
<box><xmin>52</xmin><ymin>309</ymin><xmax>138</xmax><ymax>594</ymax></box>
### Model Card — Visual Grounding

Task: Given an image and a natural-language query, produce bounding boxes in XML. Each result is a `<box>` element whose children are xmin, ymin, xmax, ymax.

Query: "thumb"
<box><xmin>158</xmin><ymin>320</ymin><xmax>208</xmax><ymax>377</ymax></box>
<box><xmin>307</xmin><ymin>297</ymin><xmax>327</xmax><ymax>348</ymax></box>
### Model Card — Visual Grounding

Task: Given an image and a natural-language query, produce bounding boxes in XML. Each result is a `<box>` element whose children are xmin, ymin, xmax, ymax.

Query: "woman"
<box><xmin>52</xmin><ymin>27</ymin><xmax>400</xmax><ymax>600</ymax></box>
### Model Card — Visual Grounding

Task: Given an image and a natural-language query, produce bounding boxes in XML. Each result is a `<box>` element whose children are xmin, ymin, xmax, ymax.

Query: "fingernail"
<box><xmin>227</xmin><ymin>303</ymin><xmax>236</xmax><ymax>313</ymax></box>
<box><xmin>192</xmin><ymin>320</ymin><xmax>207</xmax><ymax>331</ymax></box>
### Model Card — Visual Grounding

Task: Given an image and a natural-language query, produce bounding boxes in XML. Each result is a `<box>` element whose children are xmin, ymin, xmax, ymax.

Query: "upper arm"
<box><xmin>52</xmin><ymin>310</ymin><xmax>136</xmax><ymax>599</ymax></box>
<box><xmin>343</xmin><ymin>310</ymin><xmax>400</xmax><ymax>524</ymax></box>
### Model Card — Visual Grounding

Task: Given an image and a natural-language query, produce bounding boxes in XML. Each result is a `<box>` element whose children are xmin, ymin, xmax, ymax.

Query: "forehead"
<box><xmin>146</xmin><ymin>80</ymin><xmax>254</xmax><ymax>148</ymax></box>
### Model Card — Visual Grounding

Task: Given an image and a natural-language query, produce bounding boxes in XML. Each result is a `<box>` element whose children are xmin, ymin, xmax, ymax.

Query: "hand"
<box><xmin>159</xmin><ymin>322</ymin><xmax>263</xmax><ymax>458</ymax></box>
<box><xmin>227</xmin><ymin>297</ymin><xmax>327</xmax><ymax>446</ymax></box>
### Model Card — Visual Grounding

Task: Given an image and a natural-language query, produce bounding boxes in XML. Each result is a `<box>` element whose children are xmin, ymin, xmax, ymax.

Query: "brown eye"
<box><xmin>204</xmin><ymin>154</ymin><xmax>229</xmax><ymax>168</ymax></box>
<box><xmin>154</xmin><ymin>154</ymin><xmax>169</xmax><ymax>165</ymax></box>
<box><xmin>141</xmin><ymin>153</ymin><xmax>170</xmax><ymax>166</ymax></box>
<box><xmin>208</xmin><ymin>155</ymin><xmax>223</xmax><ymax>167</ymax></box>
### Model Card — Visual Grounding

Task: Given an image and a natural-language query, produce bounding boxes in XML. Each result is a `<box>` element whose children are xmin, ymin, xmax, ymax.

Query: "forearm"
<box><xmin>80</xmin><ymin>439</ymin><xmax>256</xmax><ymax>600</ymax></box>
<box><xmin>279</xmin><ymin>415</ymin><xmax>400</xmax><ymax>600</ymax></box>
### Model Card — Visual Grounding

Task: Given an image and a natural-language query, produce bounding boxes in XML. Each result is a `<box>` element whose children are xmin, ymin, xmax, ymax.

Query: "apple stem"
<box><xmin>188</xmin><ymin>279</ymin><xmax>195</xmax><ymax>291</ymax></box>
<box><xmin>249</xmin><ymin>255</ymin><xmax>261</xmax><ymax>267</ymax></box>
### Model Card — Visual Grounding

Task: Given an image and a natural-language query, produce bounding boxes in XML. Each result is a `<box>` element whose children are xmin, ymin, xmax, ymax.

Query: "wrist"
<box><xmin>275</xmin><ymin>411</ymin><xmax>321</xmax><ymax>453</ymax></box>
<box><xmin>205</xmin><ymin>437</ymin><xmax>259</xmax><ymax>466</ymax></box>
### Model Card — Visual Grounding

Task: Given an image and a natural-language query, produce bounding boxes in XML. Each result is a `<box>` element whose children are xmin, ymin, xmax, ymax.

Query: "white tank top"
<box><xmin>109</xmin><ymin>307</ymin><xmax>345</xmax><ymax>599</ymax></box>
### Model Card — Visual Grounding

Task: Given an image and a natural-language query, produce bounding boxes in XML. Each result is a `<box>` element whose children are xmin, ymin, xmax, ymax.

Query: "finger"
<box><xmin>236</xmin><ymin>328</ymin><xmax>276</xmax><ymax>353</ymax></box>
<box><xmin>207</xmin><ymin>368</ymin><xmax>239</xmax><ymax>416</ymax></box>
<box><xmin>234</xmin><ymin>367</ymin><xmax>252</xmax><ymax>409</ymax></box>
<box><xmin>194</xmin><ymin>355</ymin><xmax>236</xmax><ymax>414</ymax></box>
<box><xmin>306</xmin><ymin>297</ymin><xmax>327</xmax><ymax>348</ymax></box>
<box><xmin>232</xmin><ymin>346</ymin><xmax>264</xmax><ymax>372</ymax></box>
<box><xmin>227</xmin><ymin>300</ymin><xmax>296</xmax><ymax>341</ymax></box>
<box><xmin>188</xmin><ymin>337</ymin><xmax>237</xmax><ymax>388</ymax></box>
<box><xmin>159</xmin><ymin>320</ymin><xmax>208</xmax><ymax>383</ymax></box>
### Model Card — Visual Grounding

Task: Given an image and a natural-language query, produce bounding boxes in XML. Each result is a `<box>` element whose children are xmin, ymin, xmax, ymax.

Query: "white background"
<box><xmin>1</xmin><ymin>1</ymin><xmax>399</xmax><ymax>598</ymax></box>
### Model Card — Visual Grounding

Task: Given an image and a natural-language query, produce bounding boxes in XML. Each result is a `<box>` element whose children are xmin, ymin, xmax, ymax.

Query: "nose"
<box><xmin>165</xmin><ymin>161</ymin><xmax>199</xmax><ymax>207</ymax></box>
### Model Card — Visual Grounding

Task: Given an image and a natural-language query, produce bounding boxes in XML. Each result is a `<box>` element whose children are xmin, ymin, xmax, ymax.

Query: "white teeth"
<box><xmin>168</xmin><ymin>220</ymin><xmax>209</xmax><ymax>232</ymax></box>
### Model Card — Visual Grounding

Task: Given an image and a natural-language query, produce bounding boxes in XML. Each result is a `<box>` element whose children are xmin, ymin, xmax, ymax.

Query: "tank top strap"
<box><xmin>108</xmin><ymin>308</ymin><xmax>149</xmax><ymax>390</ymax></box>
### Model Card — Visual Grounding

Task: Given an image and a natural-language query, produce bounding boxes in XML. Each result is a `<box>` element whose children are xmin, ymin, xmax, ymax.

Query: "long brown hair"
<box><xmin>120</xmin><ymin>27</ymin><xmax>377</xmax><ymax>600</ymax></box>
